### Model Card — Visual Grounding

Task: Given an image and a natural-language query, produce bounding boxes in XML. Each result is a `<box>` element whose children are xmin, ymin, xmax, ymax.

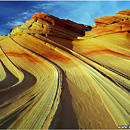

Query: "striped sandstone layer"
<box><xmin>0</xmin><ymin>10</ymin><xmax>130</xmax><ymax>129</ymax></box>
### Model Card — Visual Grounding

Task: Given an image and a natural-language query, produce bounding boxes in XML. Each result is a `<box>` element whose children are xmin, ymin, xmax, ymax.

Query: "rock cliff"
<box><xmin>0</xmin><ymin>10</ymin><xmax>130</xmax><ymax>129</ymax></box>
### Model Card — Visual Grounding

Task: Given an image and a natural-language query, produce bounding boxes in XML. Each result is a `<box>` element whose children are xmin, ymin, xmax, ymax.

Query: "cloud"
<box><xmin>5</xmin><ymin>10</ymin><xmax>32</xmax><ymax>30</ymax></box>
<box><xmin>0</xmin><ymin>1</ymin><xmax>130</xmax><ymax>36</ymax></box>
<box><xmin>33</xmin><ymin>3</ymin><xmax>54</xmax><ymax>10</ymax></box>
<box><xmin>8</xmin><ymin>20</ymin><xmax>24</xmax><ymax>27</ymax></box>
<box><xmin>19</xmin><ymin>10</ymin><xmax>34</xmax><ymax>19</ymax></box>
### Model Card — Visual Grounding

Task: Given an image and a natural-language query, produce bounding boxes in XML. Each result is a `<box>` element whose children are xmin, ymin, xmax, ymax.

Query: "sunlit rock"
<box><xmin>0</xmin><ymin>10</ymin><xmax>130</xmax><ymax>129</ymax></box>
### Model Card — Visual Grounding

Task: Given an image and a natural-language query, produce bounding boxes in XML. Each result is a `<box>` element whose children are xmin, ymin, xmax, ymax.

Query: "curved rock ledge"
<box><xmin>0</xmin><ymin>10</ymin><xmax>130</xmax><ymax>129</ymax></box>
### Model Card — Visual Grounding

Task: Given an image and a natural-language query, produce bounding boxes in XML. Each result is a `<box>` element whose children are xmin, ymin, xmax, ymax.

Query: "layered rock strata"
<box><xmin>0</xmin><ymin>10</ymin><xmax>130</xmax><ymax>129</ymax></box>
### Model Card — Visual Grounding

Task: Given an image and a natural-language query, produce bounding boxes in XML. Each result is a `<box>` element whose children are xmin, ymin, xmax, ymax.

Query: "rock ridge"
<box><xmin>0</xmin><ymin>9</ymin><xmax>130</xmax><ymax>129</ymax></box>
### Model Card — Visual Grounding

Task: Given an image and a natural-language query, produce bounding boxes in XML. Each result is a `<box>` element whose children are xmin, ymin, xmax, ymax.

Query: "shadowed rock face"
<box><xmin>0</xmin><ymin>10</ymin><xmax>130</xmax><ymax>129</ymax></box>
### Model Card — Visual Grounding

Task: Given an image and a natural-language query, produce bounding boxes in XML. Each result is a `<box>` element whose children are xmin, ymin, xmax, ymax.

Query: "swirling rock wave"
<box><xmin>0</xmin><ymin>9</ymin><xmax>130</xmax><ymax>129</ymax></box>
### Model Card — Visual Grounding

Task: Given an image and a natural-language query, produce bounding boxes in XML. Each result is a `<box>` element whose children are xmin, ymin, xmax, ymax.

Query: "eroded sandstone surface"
<box><xmin>0</xmin><ymin>10</ymin><xmax>130</xmax><ymax>129</ymax></box>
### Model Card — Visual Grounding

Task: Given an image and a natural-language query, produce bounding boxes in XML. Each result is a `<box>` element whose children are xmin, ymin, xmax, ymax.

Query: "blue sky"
<box><xmin>0</xmin><ymin>1</ymin><xmax>130</xmax><ymax>35</ymax></box>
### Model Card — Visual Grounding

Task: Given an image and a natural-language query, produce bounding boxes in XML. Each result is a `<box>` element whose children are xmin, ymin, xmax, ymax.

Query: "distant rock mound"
<box><xmin>85</xmin><ymin>9</ymin><xmax>130</xmax><ymax>38</ymax></box>
<box><xmin>10</xmin><ymin>12</ymin><xmax>87</xmax><ymax>38</ymax></box>
<box><xmin>0</xmin><ymin>10</ymin><xmax>130</xmax><ymax>129</ymax></box>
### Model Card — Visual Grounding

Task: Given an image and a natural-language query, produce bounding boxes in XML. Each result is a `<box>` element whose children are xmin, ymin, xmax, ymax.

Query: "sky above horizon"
<box><xmin>0</xmin><ymin>1</ymin><xmax>130</xmax><ymax>35</ymax></box>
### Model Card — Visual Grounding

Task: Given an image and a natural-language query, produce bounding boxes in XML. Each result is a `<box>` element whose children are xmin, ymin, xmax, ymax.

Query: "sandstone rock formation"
<box><xmin>0</xmin><ymin>10</ymin><xmax>130</xmax><ymax>129</ymax></box>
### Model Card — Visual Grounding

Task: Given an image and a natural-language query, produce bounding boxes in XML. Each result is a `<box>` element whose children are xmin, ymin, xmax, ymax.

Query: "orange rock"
<box><xmin>13</xmin><ymin>25</ymin><xmax>21</xmax><ymax>30</ymax></box>
<box><xmin>117</xmin><ymin>9</ymin><xmax>130</xmax><ymax>16</ymax></box>
<box><xmin>85</xmin><ymin>9</ymin><xmax>130</xmax><ymax>38</ymax></box>
<box><xmin>0</xmin><ymin>10</ymin><xmax>130</xmax><ymax>130</ymax></box>
<box><xmin>37</xmin><ymin>18</ymin><xmax>50</xmax><ymax>25</ymax></box>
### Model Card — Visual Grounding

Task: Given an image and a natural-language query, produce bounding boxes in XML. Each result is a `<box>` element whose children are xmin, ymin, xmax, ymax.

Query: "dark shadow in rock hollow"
<box><xmin>0</xmin><ymin>67</ymin><xmax>37</xmax><ymax>128</ymax></box>
<box><xmin>0</xmin><ymin>60</ymin><xmax>19</xmax><ymax>90</ymax></box>
<box><xmin>0</xmin><ymin>68</ymin><xmax>37</xmax><ymax>105</ymax></box>
<box><xmin>38</xmin><ymin>23</ymin><xmax>92</xmax><ymax>50</ymax></box>
<box><xmin>49</xmin><ymin>77</ymin><xmax>79</xmax><ymax>129</ymax></box>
